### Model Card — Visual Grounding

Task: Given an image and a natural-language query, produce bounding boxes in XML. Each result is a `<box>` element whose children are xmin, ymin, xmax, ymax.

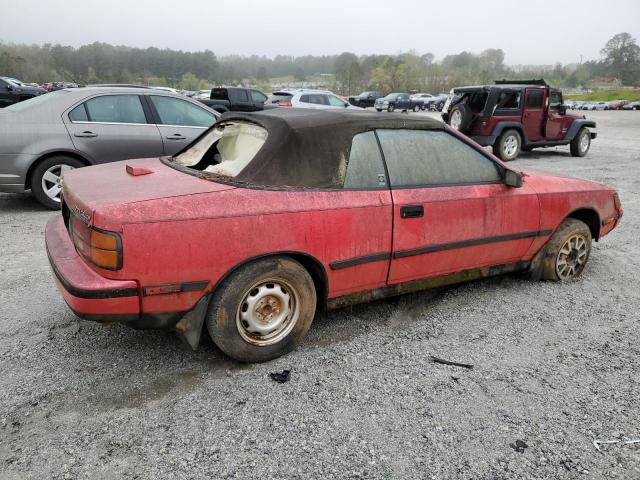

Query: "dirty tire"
<box><xmin>529</xmin><ymin>219</ymin><xmax>592</xmax><ymax>281</ymax></box>
<box><xmin>447</xmin><ymin>104</ymin><xmax>472</xmax><ymax>133</ymax></box>
<box><xmin>31</xmin><ymin>155</ymin><xmax>84</xmax><ymax>209</ymax></box>
<box><xmin>493</xmin><ymin>129</ymin><xmax>521</xmax><ymax>161</ymax></box>
<box><xmin>387</xmin><ymin>104</ymin><xmax>395</xmax><ymax>112</ymax></box>
<box><xmin>206</xmin><ymin>257</ymin><xmax>316</xmax><ymax>363</ymax></box>
<box><xmin>570</xmin><ymin>127</ymin><xmax>591</xmax><ymax>157</ymax></box>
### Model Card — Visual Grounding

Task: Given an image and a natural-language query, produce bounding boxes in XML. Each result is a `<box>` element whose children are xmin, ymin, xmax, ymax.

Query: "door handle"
<box><xmin>74</xmin><ymin>131</ymin><xmax>97</xmax><ymax>138</ymax></box>
<box><xmin>400</xmin><ymin>205</ymin><xmax>424</xmax><ymax>218</ymax></box>
<box><xmin>165</xmin><ymin>134</ymin><xmax>187</xmax><ymax>140</ymax></box>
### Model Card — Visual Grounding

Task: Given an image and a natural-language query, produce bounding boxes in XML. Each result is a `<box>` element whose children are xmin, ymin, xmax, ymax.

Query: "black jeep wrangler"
<box><xmin>441</xmin><ymin>80</ymin><xmax>596</xmax><ymax>161</ymax></box>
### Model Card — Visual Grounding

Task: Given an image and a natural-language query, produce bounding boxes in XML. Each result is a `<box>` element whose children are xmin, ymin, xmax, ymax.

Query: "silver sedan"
<box><xmin>0</xmin><ymin>87</ymin><xmax>219</xmax><ymax>208</ymax></box>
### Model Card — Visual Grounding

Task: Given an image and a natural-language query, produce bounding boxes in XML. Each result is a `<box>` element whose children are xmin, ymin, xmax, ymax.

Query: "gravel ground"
<box><xmin>0</xmin><ymin>110</ymin><xmax>638</xmax><ymax>479</ymax></box>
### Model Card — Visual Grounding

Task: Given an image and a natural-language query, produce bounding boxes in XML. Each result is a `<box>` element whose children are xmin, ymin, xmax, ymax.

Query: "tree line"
<box><xmin>1</xmin><ymin>33</ymin><xmax>638</xmax><ymax>94</ymax></box>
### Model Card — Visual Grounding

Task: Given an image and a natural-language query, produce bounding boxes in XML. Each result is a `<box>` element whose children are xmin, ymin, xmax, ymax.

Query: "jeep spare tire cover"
<box><xmin>447</xmin><ymin>104</ymin><xmax>472</xmax><ymax>133</ymax></box>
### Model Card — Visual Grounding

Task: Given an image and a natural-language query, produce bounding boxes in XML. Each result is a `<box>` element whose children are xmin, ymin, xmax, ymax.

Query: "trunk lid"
<box><xmin>62</xmin><ymin>157</ymin><xmax>235</xmax><ymax>226</ymax></box>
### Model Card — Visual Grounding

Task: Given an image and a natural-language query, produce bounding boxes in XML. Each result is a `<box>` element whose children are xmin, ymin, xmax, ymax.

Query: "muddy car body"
<box><xmin>442</xmin><ymin>80</ymin><xmax>596</xmax><ymax>161</ymax></box>
<box><xmin>46</xmin><ymin>109</ymin><xmax>622</xmax><ymax>362</ymax></box>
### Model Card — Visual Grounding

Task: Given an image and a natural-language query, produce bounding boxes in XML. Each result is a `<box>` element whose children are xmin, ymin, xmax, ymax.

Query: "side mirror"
<box><xmin>558</xmin><ymin>104</ymin><xmax>567</xmax><ymax>115</ymax></box>
<box><xmin>6</xmin><ymin>84</ymin><xmax>13</xmax><ymax>91</ymax></box>
<box><xmin>344</xmin><ymin>103</ymin><xmax>349</xmax><ymax>108</ymax></box>
<box><xmin>505</xmin><ymin>170</ymin><xmax>523</xmax><ymax>188</ymax></box>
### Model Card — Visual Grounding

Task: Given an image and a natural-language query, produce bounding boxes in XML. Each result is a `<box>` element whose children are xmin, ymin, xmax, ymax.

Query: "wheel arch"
<box><xmin>492</xmin><ymin>122</ymin><xmax>527</xmax><ymax>145</ymax></box>
<box><xmin>210</xmin><ymin>251</ymin><xmax>329</xmax><ymax>311</ymax></box>
<box><xmin>566</xmin><ymin>208</ymin><xmax>601</xmax><ymax>241</ymax></box>
<box><xmin>25</xmin><ymin>151</ymin><xmax>92</xmax><ymax>190</ymax></box>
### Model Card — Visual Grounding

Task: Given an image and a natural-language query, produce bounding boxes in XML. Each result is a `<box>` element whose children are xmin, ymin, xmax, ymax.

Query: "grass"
<box><xmin>566</xmin><ymin>89</ymin><xmax>640</xmax><ymax>101</ymax></box>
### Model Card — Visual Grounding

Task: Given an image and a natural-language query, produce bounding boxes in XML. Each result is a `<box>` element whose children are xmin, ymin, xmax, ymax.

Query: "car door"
<box><xmin>146</xmin><ymin>95</ymin><xmax>218</xmax><ymax>155</ymax></box>
<box><xmin>327</xmin><ymin>131</ymin><xmax>393</xmax><ymax>295</ymax></box>
<box><xmin>523</xmin><ymin>88</ymin><xmax>545</xmax><ymax>142</ymax></box>
<box><xmin>376</xmin><ymin>128</ymin><xmax>540</xmax><ymax>285</ymax></box>
<box><xmin>545</xmin><ymin>91</ymin><xmax>565</xmax><ymax>140</ymax></box>
<box><xmin>228</xmin><ymin>89</ymin><xmax>254</xmax><ymax>112</ymax></box>
<box><xmin>64</xmin><ymin>94</ymin><xmax>164</xmax><ymax>164</ymax></box>
<box><xmin>249</xmin><ymin>90</ymin><xmax>267</xmax><ymax>110</ymax></box>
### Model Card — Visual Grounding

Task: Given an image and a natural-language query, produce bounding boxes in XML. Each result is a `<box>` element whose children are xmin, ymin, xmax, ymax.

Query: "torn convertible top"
<box><xmin>209</xmin><ymin>108</ymin><xmax>445</xmax><ymax>188</ymax></box>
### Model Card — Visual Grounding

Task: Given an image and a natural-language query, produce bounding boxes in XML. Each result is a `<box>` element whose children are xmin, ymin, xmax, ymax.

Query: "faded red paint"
<box><xmin>47</xmin><ymin>154</ymin><xmax>621</xmax><ymax>327</ymax></box>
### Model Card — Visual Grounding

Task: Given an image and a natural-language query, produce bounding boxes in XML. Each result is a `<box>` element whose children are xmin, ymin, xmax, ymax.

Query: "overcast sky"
<box><xmin>2</xmin><ymin>0</ymin><xmax>639</xmax><ymax>65</ymax></box>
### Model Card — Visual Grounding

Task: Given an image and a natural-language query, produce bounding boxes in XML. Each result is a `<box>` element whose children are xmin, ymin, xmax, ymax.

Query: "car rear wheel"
<box><xmin>31</xmin><ymin>156</ymin><xmax>84</xmax><ymax>209</ymax></box>
<box><xmin>375</xmin><ymin>108</ymin><xmax>382</xmax><ymax>112</ymax></box>
<box><xmin>413</xmin><ymin>104</ymin><xmax>420</xmax><ymax>112</ymax></box>
<box><xmin>387</xmin><ymin>104</ymin><xmax>395</xmax><ymax>112</ymax></box>
<box><xmin>493</xmin><ymin>129</ymin><xmax>521</xmax><ymax>161</ymax></box>
<box><xmin>570</xmin><ymin>127</ymin><xmax>591</xmax><ymax>157</ymax></box>
<box><xmin>420</xmin><ymin>104</ymin><xmax>427</xmax><ymax>111</ymax></box>
<box><xmin>531</xmin><ymin>219</ymin><xmax>592</xmax><ymax>281</ymax></box>
<box><xmin>206</xmin><ymin>257</ymin><xmax>316</xmax><ymax>363</ymax></box>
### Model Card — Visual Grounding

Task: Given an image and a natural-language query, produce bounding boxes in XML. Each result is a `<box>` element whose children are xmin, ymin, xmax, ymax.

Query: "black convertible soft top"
<box><xmin>215</xmin><ymin>108</ymin><xmax>444</xmax><ymax>188</ymax></box>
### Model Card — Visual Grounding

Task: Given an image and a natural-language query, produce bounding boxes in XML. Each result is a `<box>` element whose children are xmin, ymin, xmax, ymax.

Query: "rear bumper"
<box><xmin>46</xmin><ymin>215</ymin><xmax>141</xmax><ymax>321</ymax></box>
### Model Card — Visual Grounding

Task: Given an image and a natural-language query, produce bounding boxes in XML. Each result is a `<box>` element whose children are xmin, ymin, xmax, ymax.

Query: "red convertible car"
<box><xmin>45</xmin><ymin>109</ymin><xmax>622</xmax><ymax>362</ymax></box>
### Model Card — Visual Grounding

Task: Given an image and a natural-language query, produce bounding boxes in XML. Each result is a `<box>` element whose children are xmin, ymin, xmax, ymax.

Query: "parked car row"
<box><xmin>564</xmin><ymin>99</ymin><xmax>639</xmax><ymax>111</ymax></box>
<box><xmin>348</xmin><ymin>91</ymin><xmax>448</xmax><ymax>111</ymax></box>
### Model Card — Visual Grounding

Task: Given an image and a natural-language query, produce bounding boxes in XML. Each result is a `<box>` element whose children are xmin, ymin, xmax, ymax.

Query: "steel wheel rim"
<box><xmin>236</xmin><ymin>279</ymin><xmax>300</xmax><ymax>346</ymax></box>
<box><xmin>579</xmin><ymin>132</ymin><xmax>590</xmax><ymax>152</ymax></box>
<box><xmin>450</xmin><ymin>110</ymin><xmax>462</xmax><ymax>129</ymax></box>
<box><xmin>41</xmin><ymin>164</ymin><xmax>73</xmax><ymax>203</ymax></box>
<box><xmin>503</xmin><ymin>135</ymin><xmax>518</xmax><ymax>157</ymax></box>
<box><xmin>556</xmin><ymin>234</ymin><xmax>588</xmax><ymax>280</ymax></box>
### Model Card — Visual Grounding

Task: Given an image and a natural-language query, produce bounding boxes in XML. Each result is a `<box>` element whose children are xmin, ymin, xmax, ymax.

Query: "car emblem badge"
<box><xmin>72</xmin><ymin>205</ymin><xmax>91</xmax><ymax>223</ymax></box>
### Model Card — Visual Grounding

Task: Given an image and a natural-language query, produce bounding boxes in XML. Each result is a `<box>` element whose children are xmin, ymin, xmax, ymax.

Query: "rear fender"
<box><xmin>491</xmin><ymin>122</ymin><xmax>528</xmax><ymax>144</ymax></box>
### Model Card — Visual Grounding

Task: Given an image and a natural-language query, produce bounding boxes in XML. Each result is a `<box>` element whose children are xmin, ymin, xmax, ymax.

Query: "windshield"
<box><xmin>385</xmin><ymin>93</ymin><xmax>402</xmax><ymax>99</ymax></box>
<box><xmin>173</xmin><ymin>122</ymin><xmax>267</xmax><ymax>178</ymax></box>
<box><xmin>4</xmin><ymin>90</ymin><xmax>68</xmax><ymax>112</ymax></box>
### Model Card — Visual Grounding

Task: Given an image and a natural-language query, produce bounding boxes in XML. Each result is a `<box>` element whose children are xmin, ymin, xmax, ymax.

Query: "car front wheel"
<box><xmin>532</xmin><ymin>219</ymin><xmax>592</xmax><ymax>281</ymax></box>
<box><xmin>31</xmin><ymin>156</ymin><xmax>84</xmax><ymax>209</ymax></box>
<box><xmin>206</xmin><ymin>257</ymin><xmax>317</xmax><ymax>362</ymax></box>
<box><xmin>493</xmin><ymin>129</ymin><xmax>521</xmax><ymax>161</ymax></box>
<box><xmin>387</xmin><ymin>104</ymin><xmax>395</xmax><ymax>112</ymax></box>
<box><xmin>570</xmin><ymin>127</ymin><xmax>591</xmax><ymax>157</ymax></box>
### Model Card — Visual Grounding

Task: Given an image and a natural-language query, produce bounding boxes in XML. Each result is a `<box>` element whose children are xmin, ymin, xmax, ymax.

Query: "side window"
<box><xmin>149</xmin><ymin>96</ymin><xmax>216</xmax><ymax>127</ymax></box>
<box><xmin>496</xmin><ymin>90</ymin><xmax>521</xmax><ymax>110</ymax></box>
<box><xmin>68</xmin><ymin>103</ymin><xmax>89</xmax><ymax>122</ymax></box>
<box><xmin>376</xmin><ymin>129</ymin><xmax>502</xmax><ymax>187</ymax></box>
<box><xmin>84</xmin><ymin>95</ymin><xmax>147</xmax><ymax>124</ymax></box>
<box><xmin>232</xmin><ymin>90</ymin><xmax>249</xmax><ymax>102</ymax></box>
<box><xmin>550</xmin><ymin>91</ymin><xmax>563</xmax><ymax>109</ymax></box>
<box><xmin>344</xmin><ymin>131</ymin><xmax>387</xmax><ymax>189</ymax></box>
<box><xmin>300</xmin><ymin>94</ymin><xmax>310</xmax><ymax>103</ymax></box>
<box><xmin>250</xmin><ymin>90</ymin><xmax>267</xmax><ymax>103</ymax></box>
<box><xmin>302</xmin><ymin>94</ymin><xmax>326</xmax><ymax>105</ymax></box>
<box><xmin>327</xmin><ymin>94</ymin><xmax>346</xmax><ymax>107</ymax></box>
<box><xmin>526</xmin><ymin>90</ymin><xmax>544</xmax><ymax>109</ymax></box>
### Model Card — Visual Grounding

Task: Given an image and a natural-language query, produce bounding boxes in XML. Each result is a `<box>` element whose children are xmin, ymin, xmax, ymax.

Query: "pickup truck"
<box><xmin>197</xmin><ymin>87</ymin><xmax>271</xmax><ymax>113</ymax></box>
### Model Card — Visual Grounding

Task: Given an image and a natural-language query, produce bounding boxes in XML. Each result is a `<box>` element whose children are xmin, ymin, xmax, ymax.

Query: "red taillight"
<box><xmin>69</xmin><ymin>215</ymin><xmax>123</xmax><ymax>270</ymax></box>
<box><xmin>278</xmin><ymin>100</ymin><xmax>292</xmax><ymax>107</ymax></box>
<box><xmin>613</xmin><ymin>192</ymin><xmax>622</xmax><ymax>211</ymax></box>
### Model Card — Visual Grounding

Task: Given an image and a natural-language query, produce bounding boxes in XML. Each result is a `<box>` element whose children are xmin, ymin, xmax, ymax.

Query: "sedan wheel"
<box><xmin>42</xmin><ymin>164</ymin><xmax>73</xmax><ymax>204</ymax></box>
<box><xmin>555</xmin><ymin>234</ymin><xmax>589</xmax><ymax>280</ymax></box>
<box><xmin>31</xmin><ymin>156</ymin><xmax>84</xmax><ymax>209</ymax></box>
<box><xmin>206</xmin><ymin>257</ymin><xmax>316</xmax><ymax>362</ymax></box>
<box><xmin>236</xmin><ymin>279</ymin><xmax>299</xmax><ymax>346</ymax></box>
<box><xmin>528</xmin><ymin>218</ymin><xmax>592</xmax><ymax>281</ymax></box>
